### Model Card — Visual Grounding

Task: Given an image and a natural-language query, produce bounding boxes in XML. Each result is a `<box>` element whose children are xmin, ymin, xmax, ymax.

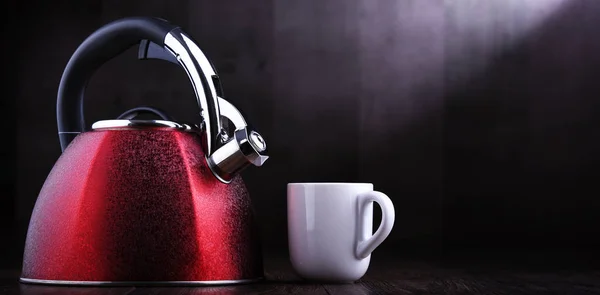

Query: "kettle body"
<box><xmin>20</xmin><ymin>17</ymin><xmax>269</xmax><ymax>285</ymax></box>
<box><xmin>22</xmin><ymin>128</ymin><xmax>263</xmax><ymax>284</ymax></box>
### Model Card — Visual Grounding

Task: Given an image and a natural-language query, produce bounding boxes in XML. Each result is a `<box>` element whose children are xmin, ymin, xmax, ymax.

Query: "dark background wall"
<box><xmin>2</xmin><ymin>0</ymin><xmax>600</xmax><ymax>269</ymax></box>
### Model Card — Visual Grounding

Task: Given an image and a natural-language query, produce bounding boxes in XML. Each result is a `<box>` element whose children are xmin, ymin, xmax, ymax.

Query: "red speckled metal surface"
<box><xmin>21</xmin><ymin>128</ymin><xmax>263</xmax><ymax>283</ymax></box>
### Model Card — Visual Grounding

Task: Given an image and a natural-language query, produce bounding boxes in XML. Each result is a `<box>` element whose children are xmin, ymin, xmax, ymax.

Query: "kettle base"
<box><xmin>19</xmin><ymin>277</ymin><xmax>264</xmax><ymax>286</ymax></box>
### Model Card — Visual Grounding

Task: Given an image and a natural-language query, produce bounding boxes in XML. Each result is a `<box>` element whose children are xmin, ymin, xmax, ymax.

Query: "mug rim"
<box><xmin>287</xmin><ymin>182</ymin><xmax>373</xmax><ymax>186</ymax></box>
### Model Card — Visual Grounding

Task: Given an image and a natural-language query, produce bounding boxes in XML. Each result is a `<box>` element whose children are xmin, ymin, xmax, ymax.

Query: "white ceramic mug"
<box><xmin>287</xmin><ymin>183</ymin><xmax>395</xmax><ymax>282</ymax></box>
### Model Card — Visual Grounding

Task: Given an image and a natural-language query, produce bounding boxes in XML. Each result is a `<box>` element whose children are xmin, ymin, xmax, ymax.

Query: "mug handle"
<box><xmin>355</xmin><ymin>191</ymin><xmax>395</xmax><ymax>259</ymax></box>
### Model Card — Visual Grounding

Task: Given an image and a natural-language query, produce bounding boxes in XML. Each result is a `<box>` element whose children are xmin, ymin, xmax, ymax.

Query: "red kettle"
<box><xmin>20</xmin><ymin>17</ymin><xmax>269</xmax><ymax>286</ymax></box>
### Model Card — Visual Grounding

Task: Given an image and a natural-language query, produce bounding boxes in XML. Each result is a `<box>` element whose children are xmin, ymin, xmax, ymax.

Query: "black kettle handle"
<box><xmin>57</xmin><ymin>17</ymin><xmax>178</xmax><ymax>151</ymax></box>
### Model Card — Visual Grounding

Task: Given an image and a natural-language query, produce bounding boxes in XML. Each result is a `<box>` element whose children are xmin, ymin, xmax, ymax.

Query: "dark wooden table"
<box><xmin>1</xmin><ymin>252</ymin><xmax>599</xmax><ymax>295</ymax></box>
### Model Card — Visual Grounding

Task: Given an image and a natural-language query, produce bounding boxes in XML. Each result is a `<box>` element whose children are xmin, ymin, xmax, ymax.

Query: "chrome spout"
<box><xmin>207</xmin><ymin>97</ymin><xmax>269</xmax><ymax>183</ymax></box>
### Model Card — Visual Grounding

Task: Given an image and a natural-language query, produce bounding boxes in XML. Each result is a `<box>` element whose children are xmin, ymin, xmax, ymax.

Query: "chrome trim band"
<box><xmin>20</xmin><ymin>277</ymin><xmax>264</xmax><ymax>286</ymax></box>
<box><xmin>91</xmin><ymin>120</ymin><xmax>193</xmax><ymax>131</ymax></box>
